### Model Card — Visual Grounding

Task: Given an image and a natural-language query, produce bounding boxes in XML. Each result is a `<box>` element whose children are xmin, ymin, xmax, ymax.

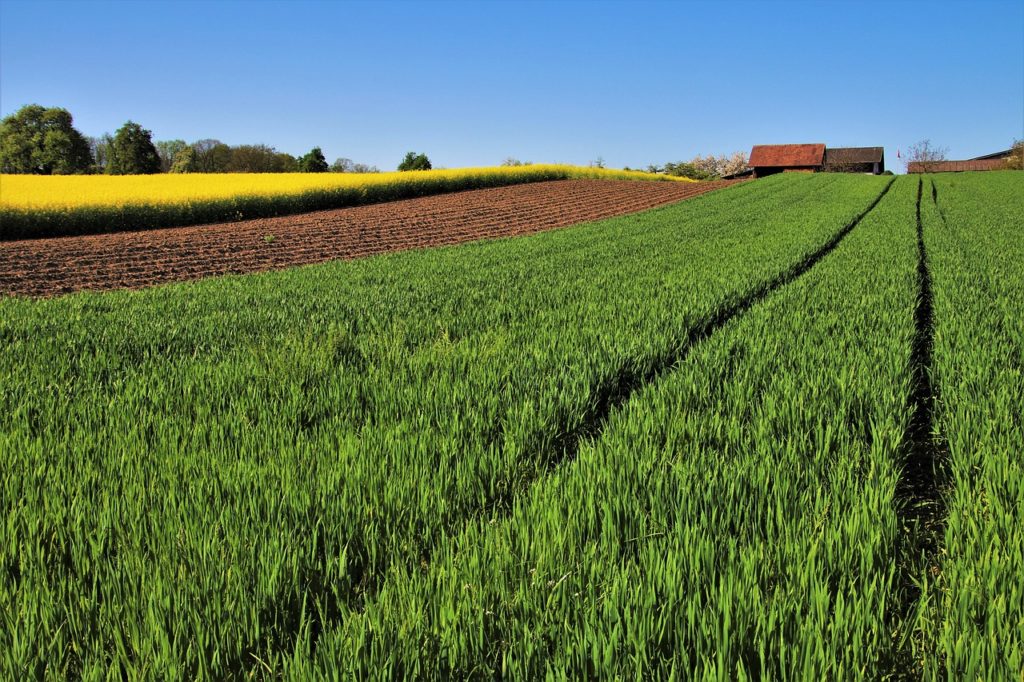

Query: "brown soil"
<box><xmin>0</xmin><ymin>179</ymin><xmax>741</xmax><ymax>297</ymax></box>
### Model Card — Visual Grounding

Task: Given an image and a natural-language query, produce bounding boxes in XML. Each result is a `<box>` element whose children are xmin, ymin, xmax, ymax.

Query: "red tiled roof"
<box><xmin>749</xmin><ymin>144</ymin><xmax>825</xmax><ymax>168</ymax></box>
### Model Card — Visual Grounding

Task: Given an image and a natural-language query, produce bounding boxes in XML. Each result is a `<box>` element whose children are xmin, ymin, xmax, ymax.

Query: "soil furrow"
<box><xmin>0</xmin><ymin>179</ymin><xmax>741</xmax><ymax>297</ymax></box>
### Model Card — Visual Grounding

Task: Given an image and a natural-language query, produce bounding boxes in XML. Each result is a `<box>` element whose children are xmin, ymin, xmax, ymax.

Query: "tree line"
<box><xmin>0</xmin><ymin>104</ymin><xmax>388</xmax><ymax>175</ymax></box>
<box><xmin>624</xmin><ymin>151</ymin><xmax>750</xmax><ymax>180</ymax></box>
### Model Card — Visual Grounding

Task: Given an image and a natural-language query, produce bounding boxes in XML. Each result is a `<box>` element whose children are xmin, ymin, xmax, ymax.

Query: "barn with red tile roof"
<box><xmin>748</xmin><ymin>144</ymin><xmax>826</xmax><ymax>178</ymax></box>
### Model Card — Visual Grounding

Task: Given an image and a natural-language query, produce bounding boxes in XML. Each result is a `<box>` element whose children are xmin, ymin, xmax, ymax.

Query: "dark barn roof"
<box><xmin>749</xmin><ymin>144</ymin><xmax>825</xmax><ymax>168</ymax></box>
<box><xmin>970</xmin><ymin>149</ymin><xmax>1013</xmax><ymax>160</ymax></box>
<box><xmin>824</xmin><ymin>147</ymin><xmax>884</xmax><ymax>166</ymax></box>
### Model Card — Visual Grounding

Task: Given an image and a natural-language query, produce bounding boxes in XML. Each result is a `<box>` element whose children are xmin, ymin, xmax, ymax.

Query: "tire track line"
<box><xmin>890</xmin><ymin>177</ymin><xmax>950</xmax><ymax>679</ymax></box>
<box><xmin>229</xmin><ymin>178</ymin><xmax>895</xmax><ymax>668</ymax></box>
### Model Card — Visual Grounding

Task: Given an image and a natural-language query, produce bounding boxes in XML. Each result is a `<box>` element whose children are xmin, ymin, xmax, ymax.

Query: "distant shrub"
<box><xmin>663</xmin><ymin>161</ymin><xmax>714</xmax><ymax>181</ymax></box>
<box><xmin>1005</xmin><ymin>140</ymin><xmax>1023</xmax><ymax>170</ymax></box>
<box><xmin>299</xmin><ymin>147</ymin><xmax>329</xmax><ymax>173</ymax></box>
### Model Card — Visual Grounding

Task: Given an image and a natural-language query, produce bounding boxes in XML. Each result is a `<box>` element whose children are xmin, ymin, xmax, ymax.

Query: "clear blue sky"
<box><xmin>1</xmin><ymin>0</ymin><xmax>1022</xmax><ymax>172</ymax></box>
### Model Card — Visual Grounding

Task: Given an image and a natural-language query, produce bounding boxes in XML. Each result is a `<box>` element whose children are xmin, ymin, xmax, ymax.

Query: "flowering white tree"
<box><xmin>690</xmin><ymin>151</ymin><xmax>749</xmax><ymax>178</ymax></box>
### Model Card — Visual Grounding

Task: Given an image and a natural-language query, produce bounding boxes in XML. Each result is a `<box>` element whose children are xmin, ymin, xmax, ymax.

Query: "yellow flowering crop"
<box><xmin>0</xmin><ymin>165</ymin><xmax>688</xmax><ymax>210</ymax></box>
<box><xmin>0</xmin><ymin>165</ymin><xmax>692</xmax><ymax>239</ymax></box>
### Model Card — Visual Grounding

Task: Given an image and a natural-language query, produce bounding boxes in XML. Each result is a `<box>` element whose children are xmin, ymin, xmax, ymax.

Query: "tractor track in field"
<box><xmin>0</xmin><ymin>179</ymin><xmax>741</xmax><ymax>298</ymax></box>
<box><xmin>395</xmin><ymin>180</ymin><xmax>897</xmax><ymax>594</ymax></box>
<box><xmin>479</xmin><ymin>177</ymin><xmax>897</xmax><ymax>518</ymax></box>
<box><xmin>889</xmin><ymin>177</ymin><xmax>949</xmax><ymax>679</ymax></box>
<box><xmin>222</xmin><ymin>179</ymin><xmax>896</xmax><ymax>672</ymax></box>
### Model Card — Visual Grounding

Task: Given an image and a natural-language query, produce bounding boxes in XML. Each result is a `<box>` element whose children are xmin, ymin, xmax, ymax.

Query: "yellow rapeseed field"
<box><xmin>0</xmin><ymin>164</ymin><xmax>694</xmax><ymax>238</ymax></box>
<box><xmin>0</xmin><ymin>165</ymin><xmax>690</xmax><ymax>211</ymax></box>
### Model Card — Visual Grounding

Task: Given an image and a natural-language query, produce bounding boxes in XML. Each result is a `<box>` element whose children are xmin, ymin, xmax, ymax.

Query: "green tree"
<box><xmin>88</xmin><ymin>133</ymin><xmax>114</xmax><ymax>173</ymax></box>
<box><xmin>169</xmin><ymin>146</ymin><xmax>197</xmax><ymax>173</ymax></box>
<box><xmin>155</xmin><ymin>139</ymin><xmax>188</xmax><ymax>173</ymax></box>
<box><xmin>228</xmin><ymin>144</ymin><xmax>291</xmax><ymax>173</ymax></box>
<box><xmin>397</xmin><ymin>151</ymin><xmax>431</xmax><ymax>171</ymax></box>
<box><xmin>331</xmin><ymin>157</ymin><xmax>355</xmax><ymax>173</ymax></box>
<box><xmin>189</xmin><ymin>139</ymin><xmax>233</xmax><ymax>173</ymax></box>
<box><xmin>0</xmin><ymin>104</ymin><xmax>92</xmax><ymax>174</ymax></box>
<box><xmin>106</xmin><ymin>121</ymin><xmax>161</xmax><ymax>174</ymax></box>
<box><xmin>276</xmin><ymin>152</ymin><xmax>299</xmax><ymax>173</ymax></box>
<box><xmin>298</xmin><ymin>146</ymin><xmax>328</xmax><ymax>173</ymax></box>
<box><xmin>662</xmin><ymin>161</ymin><xmax>713</xmax><ymax>180</ymax></box>
<box><xmin>1005</xmin><ymin>139</ymin><xmax>1023</xmax><ymax>170</ymax></box>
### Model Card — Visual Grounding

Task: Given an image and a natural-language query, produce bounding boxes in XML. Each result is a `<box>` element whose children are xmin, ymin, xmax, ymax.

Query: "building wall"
<box><xmin>752</xmin><ymin>166</ymin><xmax>819</xmax><ymax>178</ymax></box>
<box><xmin>824</xmin><ymin>162</ymin><xmax>877</xmax><ymax>174</ymax></box>
<box><xmin>907</xmin><ymin>159</ymin><xmax>1007</xmax><ymax>173</ymax></box>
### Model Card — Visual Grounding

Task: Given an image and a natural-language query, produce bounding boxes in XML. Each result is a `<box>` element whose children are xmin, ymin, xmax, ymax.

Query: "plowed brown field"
<box><xmin>0</xmin><ymin>179</ymin><xmax>741</xmax><ymax>297</ymax></box>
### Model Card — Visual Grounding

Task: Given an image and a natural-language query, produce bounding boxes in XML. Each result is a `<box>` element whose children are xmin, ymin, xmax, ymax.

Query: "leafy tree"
<box><xmin>331</xmin><ymin>157</ymin><xmax>380</xmax><ymax>173</ymax></box>
<box><xmin>171</xmin><ymin>141</ymin><xmax>295</xmax><ymax>173</ymax></box>
<box><xmin>106</xmin><ymin>121</ymin><xmax>161</xmax><ymax>174</ymax></box>
<box><xmin>0</xmin><ymin>104</ymin><xmax>92</xmax><ymax>174</ymax></box>
<box><xmin>1005</xmin><ymin>139</ymin><xmax>1023</xmax><ymax>170</ymax></box>
<box><xmin>298</xmin><ymin>146</ymin><xmax>329</xmax><ymax>173</ymax></box>
<box><xmin>397</xmin><ymin>151</ymin><xmax>431</xmax><ymax>171</ymax></box>
<box><xmin>228</xmin><ymin>144</ymin><xmax>291</xmax><ymax>173</ymax></box>
<box><xmin>169</xmin><ymin>146</ymin><xmax>197</xmax><ymax>173</ymax></box>
<box><xmin>155</xmin><ymin>139</ymin><xmax>188</xmax><ymax>173</ymax></box>
<box><xmin>662</xmin><ymin>161</ymin><xmax>713</xmax><ymax>180</ymax></box>
<box><xmin>502</xmin><ymin>157</ymin><xmax>531</xmax><ymax>166</ymax></box>
<box><xmin>637</xmin><ymin>152</ymin><xmax>749</xmax><ymax>180</ymax></box>
<box><xmin>276</xmin><ymin>152</ymin><xmax>299</xmax><ymax>173</ymax></box>
<box><xmin>88</xmin><ymin>133</ymin><xmax>114</xmax><ymax>173</ymax></box>
<box><xmin>189</xmin><ymin>139</ymin><xmax>233</xmax><ymax>173</ymax></box>
<box><xmin>331</xmin><ymin>157</ymin><xmax>355</xmax><ymax>173</ymax></box>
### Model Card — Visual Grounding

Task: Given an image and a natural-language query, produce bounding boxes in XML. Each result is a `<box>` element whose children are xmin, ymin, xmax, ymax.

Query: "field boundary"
<box><xmin>0</xmin><ymin>167</ymin><xmax>698</xmax><ymax>241</ymax></box>
<box><xmin>0</xmin><ymin>180</ymin><xmax>742</xmax><ymax>297</ymax></box>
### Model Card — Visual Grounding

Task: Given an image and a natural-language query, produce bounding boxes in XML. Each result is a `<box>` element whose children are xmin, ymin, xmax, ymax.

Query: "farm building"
<box><xmin>971</xmin><ymin>149</ymin><xmax>1014</xmax><ymax>161</ymax></box>
<box><xmin>748</xmin><ymin>144</ymin><xmax>825</xmax><ymax>178</ymax></box>
<box><xmin>823</xmin><ymin>147</ymin><xmax>885</xmax><ymax>174</ymax></box>
<box><xmin>748</xmin><ymin>144</ymin><xmax>887</xmax><ymax>177</ymax></box>
<box><xmin>907</xmin><ymin>149</ymin><xmax>1013</xmax><ymax>173</ymax></box>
